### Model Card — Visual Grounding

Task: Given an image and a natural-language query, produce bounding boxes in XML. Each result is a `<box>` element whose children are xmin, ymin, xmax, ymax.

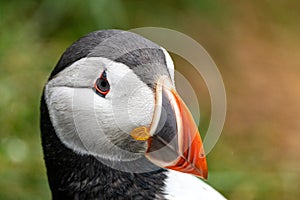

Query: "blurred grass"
<box><xmin>1</xmin><ymin>0</ymin><xmax>300</xmax><ymax>199</ymax></box>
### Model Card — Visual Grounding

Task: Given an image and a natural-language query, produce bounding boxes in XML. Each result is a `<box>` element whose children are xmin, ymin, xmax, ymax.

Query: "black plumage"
<box><xmin>40</xmin><ymin>93</ymin><xmax>167</xmax><ymax>200</ymax></box>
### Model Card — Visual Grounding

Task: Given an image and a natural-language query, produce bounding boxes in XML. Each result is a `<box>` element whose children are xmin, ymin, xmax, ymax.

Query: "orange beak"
<box><xmin>131</xmin><ymin>77</ymin><xmax>208</xmax><ymax>179</ymax></box>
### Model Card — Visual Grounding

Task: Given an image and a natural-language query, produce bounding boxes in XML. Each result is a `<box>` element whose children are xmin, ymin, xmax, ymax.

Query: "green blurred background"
<box><xmin>1</xmin><ymin>0</ymin><xmax>300</xmax><ymax>199</ymax></box>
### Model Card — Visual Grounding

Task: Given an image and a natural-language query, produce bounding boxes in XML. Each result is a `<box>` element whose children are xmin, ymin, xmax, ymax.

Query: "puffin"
<box><xmin>40</xmin><ymin>30</ymin><xmax>226</xmax><ymax>200</ymax></box>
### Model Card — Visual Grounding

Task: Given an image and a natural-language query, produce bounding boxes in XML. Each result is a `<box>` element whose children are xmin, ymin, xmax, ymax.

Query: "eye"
<box><xmin>93</xmin><ymin>71</ymin><xmax>110</xmax><ymax>97</ymax></box>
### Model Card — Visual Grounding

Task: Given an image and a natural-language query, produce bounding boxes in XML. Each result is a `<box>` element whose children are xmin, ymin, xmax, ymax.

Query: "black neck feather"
<box><xmin>40</xmin><ymin>93</ymin><xmax>167</xmax><ymax>200</ymax></box>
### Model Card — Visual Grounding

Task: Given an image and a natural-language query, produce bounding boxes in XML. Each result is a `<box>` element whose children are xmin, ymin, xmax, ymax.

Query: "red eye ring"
<box><xmin>93</xmin><ymin>71</ymin><xmax>110</xmax><ymax>97</ymax></box>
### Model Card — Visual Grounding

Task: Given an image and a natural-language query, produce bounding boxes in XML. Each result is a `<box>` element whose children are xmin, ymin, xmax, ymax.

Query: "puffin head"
<box><xmin>43</xmin><ymin>30</ymin><xmax>207</xmax><ymax>179</ymax></box>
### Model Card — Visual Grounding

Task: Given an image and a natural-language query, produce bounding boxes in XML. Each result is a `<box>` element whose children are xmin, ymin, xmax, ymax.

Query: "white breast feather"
<box><xmin>164</xmin><ymin>170</ymin><xmax>226</xmax><ymax>200</ymax></box>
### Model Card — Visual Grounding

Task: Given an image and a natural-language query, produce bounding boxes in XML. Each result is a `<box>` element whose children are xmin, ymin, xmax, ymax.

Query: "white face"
<box><xmin>45</xmin><ymin>57</ymin><xmax>156</xmax><ymax>161</ymax></box>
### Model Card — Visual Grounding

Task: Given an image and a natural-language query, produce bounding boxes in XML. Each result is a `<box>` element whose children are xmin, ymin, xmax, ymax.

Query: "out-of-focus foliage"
<box><xmin>0</xmin><ymin>0</ymin><xmax>299</xmax><ymax>199</ymax></box>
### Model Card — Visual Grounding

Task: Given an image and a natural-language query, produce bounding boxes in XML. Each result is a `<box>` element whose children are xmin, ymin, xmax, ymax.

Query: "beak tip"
<box><xmin>194</xmin><ymin>156</ymin><xmax>208</xmax><ymax>180</ymax></box>
<box><xmin>202</xmin><ymin>167</ymin><xmax>208</xmax><ymax>180</ymax></box>
<box><xmin>199</xmin><ymin>171</ymin><xmax>208</xmax><ymax>180</ymax></box>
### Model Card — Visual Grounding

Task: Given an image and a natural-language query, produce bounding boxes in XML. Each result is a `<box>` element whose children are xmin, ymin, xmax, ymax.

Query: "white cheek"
<box><xmin>105</xmin><ymin>62</ymin><xmax>155</xmax><ymax>134</ymax></box>
<box><xmin>47</xmin><ymin>57</ymin><xmax>106</xmax><ymax>88</ymax></box>
<box><xmin>45</xmin><ymin>86</ymin><xmax>126</xmax><ymax>159</ymax></box>
<box><xmin>127</xmin><ymin>87</ymin><xmax>154</xmax><ymax>128</ymax></box>
<box><xmin>45</xmin><ymin>57</ymin><xmax>155</xmax><ymax>161</ymax></box>
<box><xmin>45</xmin><ymin>86</ymin><xmax>87</xmax><ymax>153</ymax></box>
<box><xmin>104</xmin><ymin>86</ymin><xmax>154</xmax><ymax>134</ymax></box>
